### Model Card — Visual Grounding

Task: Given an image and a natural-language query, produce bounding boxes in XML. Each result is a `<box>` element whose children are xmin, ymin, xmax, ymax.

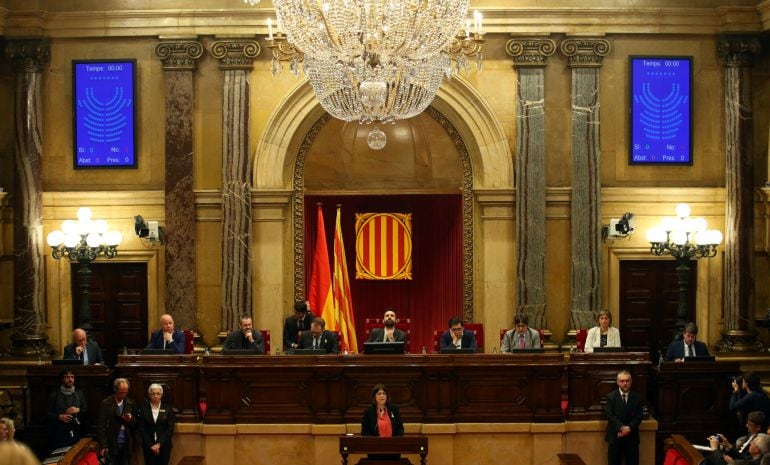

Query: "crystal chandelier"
<box><xmin>255</xmin><ymin>0</ymin><xmax>484</xmax><ymax>148</ymax></box>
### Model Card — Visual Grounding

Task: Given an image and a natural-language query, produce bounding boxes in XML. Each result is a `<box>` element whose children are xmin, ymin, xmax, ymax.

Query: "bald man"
<box><xmin>145</xmin><ymin>314</ymin><xmax>186</xmax><ymax>353</ymax></box>
<box><xmin>63</xmin><ymin>328</ymin><xmax>104</xmax><ymax>365</ymax></box>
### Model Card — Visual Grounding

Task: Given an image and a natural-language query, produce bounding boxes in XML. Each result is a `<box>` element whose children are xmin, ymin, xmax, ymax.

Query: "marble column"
<box><xmin>6</xmin><ymin>39</ymin><xmax>51</xmax><ymax>357</ymax></box>
<box><xmin>211</xmin><ymin>39</ymin><xmax>260</xmax><ymax>331</ymax></box>
<box><xmin>717</xmin><ymin>36</ymin><xmax>761</xmax><ymax>352</ymax></box>
<box><xmin>154</xmin><ymin>40</ymin><xmax>204</xmax><ymax>332</ymax></box>
<box><xmin>505</xmin><ymin>37</ymin><xmax>556</xmax><ymax>336</ymax></box>
<box><xmin>560</xmin><ymin>38</ymin><xmax>610</xmax><ymax>330</ymax></box>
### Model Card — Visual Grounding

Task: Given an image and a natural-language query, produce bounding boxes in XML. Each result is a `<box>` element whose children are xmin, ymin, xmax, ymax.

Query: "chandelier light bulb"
<box><xmin>63</xmin><ymin>233</ymin><xmax>80</xmax><ymax>248</ymax></box>
<box><xmin>86</xmin><ymin>233</ymin><xmax>102</xmax><ymax>248</ymax></box>
<box><xmin>692</xmin><ymin>217</ymin><xmax>707</xmax><ymax>232</ymax></box>
<box><xmin>646</xmin><ymin>227</ymin><xmax>666</xmax><ymax>243</ymax></box>
<box><xmin>77</xmin><ymin>219</ymin><xmax>94</xmax><ymax>236</ymax></box>
<box><xmin>76</xmin><ymin>207</ymin><xmax>93</xmax><ymax>221</ymax></box>
<box><xmin>710</xmin><ymin>230</ymin><xmax>723</xmax><ymax>245</ymax></box>
<box><xmin>61</xmin><ymin>219</ymin><xmax>77</xmax><ymax>235</ymax></box>
<box><xmin>47</xmin><ymin>230</ymin><xmax>64</xmax><ymax>247</ymax></box>
<box><xmin>671</xmin><ymin>230</ymin><xmax>688</xmax><ymax>246</ymax></box>
<box><xmin>367</xmin><ymin>127</ymin><xmax>387</xmax><ymax>150</ymax></box>
<box><xmin>661</xmin><ymin>217</ymin><xmax>676</xmax><ymax>232</ymax></box>
<box><xmin>94</xmin><ymin>219</ymin><xmax>108</xmax><ymax>234</ymax></box>
<box><xmin>105</xmin><ymin>231</ymin><xmax>123</xmax><ymax>247</ymax></box>
<box><xmin>674</xmin><ymin>203</ymin><xmax>691</xmax><ymax>219</ymax></box>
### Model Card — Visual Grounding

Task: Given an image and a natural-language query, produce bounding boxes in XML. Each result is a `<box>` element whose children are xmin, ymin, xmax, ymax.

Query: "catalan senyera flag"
<box><xmin>332</xmin><ymin>207</ymin><xmax>358</xmax><ymax>353</ymax></box>
<box><xmin>309</xmin><ymin>205</ymin><xmax>334</xmax><ymax>328</ymax></box>
<box><xmin>355</xmin><ymin>213</ymin><xmax>412</xmax><ymax>280</ymax></box>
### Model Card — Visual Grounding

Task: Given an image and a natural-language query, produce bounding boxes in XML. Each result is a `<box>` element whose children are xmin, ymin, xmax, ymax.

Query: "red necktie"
<box><xmin>519</xmin><ymin>335</ymin><xmax>525</xmax><ymax>349</ymax></box>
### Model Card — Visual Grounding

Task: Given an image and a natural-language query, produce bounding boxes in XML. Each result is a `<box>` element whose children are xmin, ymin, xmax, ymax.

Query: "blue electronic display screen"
<box><xmin>72</xmin><ymin>60</ymin><xmax>137</xmax><ymax>169</ymax></box>
<box><xmin>628</xmin><ymin>56</ymin><xmax>692</xmax><ymax>165</ymax></box>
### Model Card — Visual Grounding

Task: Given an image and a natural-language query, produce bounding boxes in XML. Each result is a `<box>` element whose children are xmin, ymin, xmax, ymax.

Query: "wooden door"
<box><xmin>72</xmin><ymin>262</ymin><xmax>148</xmax><ymax>366</ymax></box>
<box><xmin>619</xmin><ymin>259</ymin><xmax>696</xmax><ymax>364</ymax></box>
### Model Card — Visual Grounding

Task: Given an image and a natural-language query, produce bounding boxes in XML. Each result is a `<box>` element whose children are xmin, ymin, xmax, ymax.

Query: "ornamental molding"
<box><xmin>155</xmin><ymin>40</ymin><xmax>204</xmax><ymax>71</ymax></box>
<box><xmin>505</xmin><ymin>37</ymin><xmax>556</xmax><ymax>67</ymax></box>
<box><xmin>5</xmin><ymin>38</ymin><xmax>50</xmax><ymax>73</ymax></box>
<box><xmin>717</xmin><ymin>35</ymin><xmax>761</xmax><ymax>67</ymax></box>
<box><xmin>210</xmin><ymin>39</ymin><xmax>261</xmax><ymax>70</ymax></box>
<box><xmin>560</xmin><ymin>38</ymin><xmax>610</xmax><ymax>68</ymax></box>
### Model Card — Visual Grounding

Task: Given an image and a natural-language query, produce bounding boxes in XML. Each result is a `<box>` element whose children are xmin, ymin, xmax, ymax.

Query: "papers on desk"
<box><xmin>692</xmin><ymin>444</ymin><xmax>715</xmax><ymax>452</ymax></box>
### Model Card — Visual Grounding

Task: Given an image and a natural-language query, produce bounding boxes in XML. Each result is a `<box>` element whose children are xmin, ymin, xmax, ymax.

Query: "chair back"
<box><xmin>364</xmin><ymin>318</ymin><xmax>411</xmax><ymax>352</ymax></box>
<box><xmin>183</xmin><ymin>329</ymin><xmax>195</xmax><ymax>354</ymax></box>
<box><xmin>260</xmin><ymin>329</ymin><xmax>271</xmax><ymax>354</ymax></box>
<box><xmin>575</xmin><ymin>329</ymin><xmax>588</xmax><ymax>352</ymax></box>
<box><xmin>464</xmin><ymin>323</ymin><xmax>484</xmax><ymax>352</ymax></box>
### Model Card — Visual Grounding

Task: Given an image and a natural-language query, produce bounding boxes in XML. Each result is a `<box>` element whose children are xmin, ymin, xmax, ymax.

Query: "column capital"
<box><xmin>5</xmin><ymin>39</ymin><xmax>50</xmax><ymax>74</ymax></box>
<box><xmin>155</xmin><ymin>40</ymin><xmax>204</xmax><ymax>71</ymax></box>
<box><xmin>211</xmin><ymin>39</ymin><xmax>261</xmax><ymax>70</ymax></box>
<box><xmin>560</xmin><ymin>38</ymin><xmax>610</xmax><ymax>68</ymax></box>
<box><xmin>717</xmin><ymin>35</ymin><xmax>761</xmax><ymax>68</ymax></box>
<box><xmin>505</xmin><ymin>37</ymin><xmax>556</xmax><ymax>68</ymax></box>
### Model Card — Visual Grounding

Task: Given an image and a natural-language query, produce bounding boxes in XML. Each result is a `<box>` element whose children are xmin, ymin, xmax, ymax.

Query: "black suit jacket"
<box><xmin>283</xmin><ymin>312</ymin><xmax>315</xmax><ymax>349</ymax></box>
<box><xmin>299</xmin><ymin>330</ymin><xmax>339</xmax><ymax>354</ymax></box>
<box><xmin>137</xmin><ymin>401</ymin><xmax>175</xmax><ymax>452</ymax></box>
<box><xmin>63</xmin><ymin>340</ymin><xmax>104</xmax><ymax>365</ymax></box>
<box><xmin>604</xmin><ymin>389</ymin><xmax>643</xmax><ymax>445</ymax></box>
<box><xmin>439</xmin><ymin>330</ymin><xmax>477</xmax><ymax>351</ymax></box>
<box><xmin>223</xmin><ymin>329</ymin><xmax>265</xmax><ymax>354</ymax></box>
<box><xmin>664</xmin><ymin>340</ymin><xmax>710</xmax><ymax>361</ymax></box>
<box><xmin>367</xmin><ymin>327</ymin><xmax>407</xmax><ymax>343</ymax></box>
<box><xmin>361</xmin><ymin>404</ymin><xmax>404</xmax><ymax>437</ymax></box>
<box><xmin>97</xmin><ymin>395</ymin><xmax>137</xmax><ymax>453</ymax></box>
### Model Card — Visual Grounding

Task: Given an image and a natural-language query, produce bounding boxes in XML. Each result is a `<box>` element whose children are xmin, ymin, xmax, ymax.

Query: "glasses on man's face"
<box><xmin>451</xmin><ymin>327</ymin><xmax>464</xmax><ymax>333</ymax></box>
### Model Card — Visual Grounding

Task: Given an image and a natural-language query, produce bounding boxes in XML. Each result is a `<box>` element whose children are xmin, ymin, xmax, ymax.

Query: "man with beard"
<box><xmin>223</xmin><ymin>315</ymin><xmax>265</xmax><ymax>354</ymax></box>
<box><xmin>367</xmin><ymin>308</ymin><xmax>407</xmax><ymax>343</ymax></box>
<box><xmin>47</xmin><ymin>369</ymin><xmax>88</xmax><ymax>450</ymax></box>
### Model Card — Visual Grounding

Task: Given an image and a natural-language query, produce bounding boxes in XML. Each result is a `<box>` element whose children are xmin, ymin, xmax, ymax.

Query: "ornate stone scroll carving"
<box><xmin>155</xmin><ymin>41</ymin><xmax>204</xmax><ymax>71</ymax></box>
<box><xmin>211</xmin><ymin>40</ymin><xmax>261</xmax><ymax>70</ymax></box>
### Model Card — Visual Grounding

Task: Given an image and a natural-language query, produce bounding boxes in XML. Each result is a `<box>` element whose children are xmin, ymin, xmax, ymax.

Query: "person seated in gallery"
<box><xmin>298</xmin><ymin>317</ymin><xmax>338</xmax><ymax>354</ymax></box>
<box><xmin>283</xmin><ymin>300</ymin><xmax>314</xmax><ymax>352</ymax></box>
<box><xmin>707</xmin><ymin>412</ymin><xmax>767</xmax><ymax>465</ymax></box>
<box><xmin>223</xmin><ymin>315</ymin><xmax>265</xmax><ymax>354</ymax></box>
<box><xmin>663</xmin><ymin>322</ymin><xmax>710</xmax><ymax>362</ymax></box>
<box><xmin>366</xmin><ymin>308</ymin><xmax>407</xmax><ymax>343</ymax></box>
<box><xmin>501</xmin><ymin>313</ymin><xmax>541</xmax><ymax>352</ymax></box>
<box><xmin>63</xmin><ymin>328</ymin><xmax>105</xmax><ymax>365</ymax></box>
<box><xmin>439</xmin><ymin>316</ymin><xmax>478</xmax><ymax>352</ymax></box>
<box><xmin>730</xmin><ymin>373</ymin><xmax>770</xmax><ymax>430</ymax></box>
<box><xmin>145</xmin><ymin>314</ymin><xmax>186</xmax><ymax>353</ymax></box>
<box><xmin>584</xmin><ymin>310</ymin><xmax>622</xmax><ymax>353</ymax></box>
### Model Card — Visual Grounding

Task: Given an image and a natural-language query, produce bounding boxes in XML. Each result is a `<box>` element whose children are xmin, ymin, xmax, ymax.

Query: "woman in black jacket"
<box><xmin>361</xmin><ymin>383</ymin><xmax>404</xmax><ymax>437</ymax></box>
<box><xmin>137</xmin><ymin>384</ymin><xmax>176</xmax><ymax>465</ymax></box>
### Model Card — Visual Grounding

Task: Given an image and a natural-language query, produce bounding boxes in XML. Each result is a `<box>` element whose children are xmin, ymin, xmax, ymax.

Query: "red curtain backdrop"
<box><xmin>305</xmin><ymin>195</ymin><xmax>463</xmax><ymax>352</ymax></box>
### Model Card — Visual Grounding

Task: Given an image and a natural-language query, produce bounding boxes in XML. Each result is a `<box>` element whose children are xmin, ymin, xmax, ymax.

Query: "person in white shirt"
<box><xmin>584</xmin><ymin>310</ymin><xmax>622</xmax><ymax>353</ymax></box>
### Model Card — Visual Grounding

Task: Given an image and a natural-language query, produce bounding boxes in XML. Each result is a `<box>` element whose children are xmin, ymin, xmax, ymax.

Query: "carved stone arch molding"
<box><xmin>253</xmin><ymin>77</ymin><xmax>512</xmax><ymax>323</ymax></box>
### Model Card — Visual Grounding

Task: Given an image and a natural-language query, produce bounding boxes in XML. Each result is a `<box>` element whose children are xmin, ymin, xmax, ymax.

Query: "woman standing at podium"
<box><xmin>584</xmin><ymin>310</ymin><xmax>621</xmax><ymax>353</ymax></box>
<box><xmin>361</xmin><ymin>384</ymin><xmax>404</xmax><ymax>437</ymax></box>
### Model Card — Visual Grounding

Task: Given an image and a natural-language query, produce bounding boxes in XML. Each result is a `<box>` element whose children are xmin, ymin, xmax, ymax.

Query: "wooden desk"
<box><xmin>650</xmin><ymin>360</ymin><xmax>740</xmax><ymax>464</ymax></box>
<box><xmin>566</xmin><ymin>352</ymin><xmax>651</xmax><ymax>420</ymax></box>
<box><xmin>115</xmin><ymin>354</ymin><xmax>200</xmax><ymax>422</ymax></box>
<box><xmin>340</xmin><ymin>436</ymin><xmax>428</xmax><ymax>465</ymax></box>
<box><xmin>199</xmin><ymin>353</ymin><xmax>565</xmax><ymax>424</ymax></box>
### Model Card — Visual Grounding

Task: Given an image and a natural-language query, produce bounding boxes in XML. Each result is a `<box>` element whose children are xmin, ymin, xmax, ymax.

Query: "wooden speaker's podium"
<box><xmin>340</xmin><ymin>436</ymin><xmax>428</xmax><ymax>465</ymax></box>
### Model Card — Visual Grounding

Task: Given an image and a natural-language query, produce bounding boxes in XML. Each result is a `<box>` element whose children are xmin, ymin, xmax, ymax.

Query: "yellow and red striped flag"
<box><xmin>309</xmin><ymin>205</ymin><xmax>335</xmax><ymax>329</ymax></box>
<box><xmin>333</xmin><ymin>206</ymin><xmax>358</xmax><ymax>353</ymax></box>
<box><xmin>355</xmin><ymin>213</ymin><xmax>412</xmax><ymax>280</ymax></box>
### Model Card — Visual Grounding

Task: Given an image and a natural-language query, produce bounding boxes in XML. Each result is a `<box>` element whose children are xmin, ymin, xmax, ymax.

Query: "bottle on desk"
<box><xmin>421</xmin><ymin>346</ymin><xmax>427</xmax><ymax>355</ymax></box>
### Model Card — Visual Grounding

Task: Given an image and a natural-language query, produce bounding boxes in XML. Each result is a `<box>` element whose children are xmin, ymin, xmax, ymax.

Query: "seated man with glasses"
<box><xmin>439</xmin><ymin>316</ymin><xmax>478</xmax><ymax>352</ymax></box>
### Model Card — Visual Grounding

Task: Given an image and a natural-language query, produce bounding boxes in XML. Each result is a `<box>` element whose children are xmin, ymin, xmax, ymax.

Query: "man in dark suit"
<box><xmin>63</xmin><ymin>328</ymin><xmax>104</xmax><ymax>365</ymax></box>
<box><xmin>730</xmin><ymin>373</ymin><xmax>770</xmax><ymax>430</ymax></box>
<box><xmin>605</xmin><ymin>370</ymin><xmax>643</xmax><ymax>465</ymax></box>
<box><xmin>299</xmin><ymin>317</ymin><xmax>338</xmax><ymax>354</ymax></box>
<box><xmin>664</xmin><ymin>322</ymin><xmax>710</xmax><ymax>362</ymax></box>
<box><xmin>283</xmin><ymin>300</ymin><xmax>314</xmax><ymax>351</ymax></box>
<box><xmin>439</xmin><ymin>316</ymin><xmax>477</xmax><ymax>351</ymax></box>
<box><xmin>46</xmin><ymin>369</ymin><xmax>89</xmax><ymax>450</ymax></box>
<box><xmin>223</xmin><ymin>315</ymin><xmax>264</xmax><ymax>354</ymax></box>
<box><xmin>98</xmin><ymin>378</ymin><xmax>136</xmax><ymax>465</ymax></box>
<box><xmin>367</xmin><ymin>308</ymin><xmax>407</xmax><ymax>343</ymax></box>
<box><xmin>145</xmin><ymin>314</ymin><xmax>186</xmax><ymax>353</ymax></box>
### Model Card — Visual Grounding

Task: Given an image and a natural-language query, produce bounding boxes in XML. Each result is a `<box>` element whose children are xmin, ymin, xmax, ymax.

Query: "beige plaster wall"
<box><xmin>169</xmin><ymin>420</ymin><xmax>658</xmax><ymax>465</ymax></box>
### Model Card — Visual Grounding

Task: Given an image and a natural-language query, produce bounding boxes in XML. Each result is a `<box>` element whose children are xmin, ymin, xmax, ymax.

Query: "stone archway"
<box><xmin>253</xmin><ymin>77</ymin><xmax>512</xmax><ymax>342</ymax></box>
